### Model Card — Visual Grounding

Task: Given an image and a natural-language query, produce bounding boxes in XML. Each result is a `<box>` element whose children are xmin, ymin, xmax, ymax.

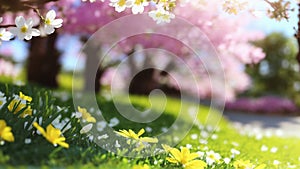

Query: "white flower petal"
<box><xmin>46</xmin><ymin>10</ymin><xmax>56</xmax><ymax>20</ymax></box>
<box><xmin>8</xmin><ymin>27</ymin><xmax>18</xmax><ymax>35</ymax></box>
<box><xmin>132</xmin><ymin>5</ymin><xmax>144</xmax><ymax>14</ymax></box>
<box><xmin>52</xmin><ymin>19</ymin><xmax>63</xmax><ymax>28</ymax></box>
<box><xmin>31</xmin><ymin>28</ymin><xmax>40</xmax><ymax>36</ymax></box>
<box><xmin>26</xmin><ymin>18</ymin><xmax>34</xmax><ymax>27</ymax></box>
<box><xmin>15</xmin><ymin>16</ymin><xmax>25</xmax><ymax>27</ymax></box>
<box><xmin>17</xmin><ymin>32</ymin><xmax>26</xmax><ymax>40</ymax></box>
<box><xmin>44</xmin><ymin>25</ymin><xmax>55</xmax><ymax>35</ymax></box>
<box><xmin>80</xmin><ymin>123</ymin><xmax>93</xmax><ymax>134</ymax></box>
<box><xmin>24</xmin><ymin>34</ymin><xmax>33</xmax><ymax>40</ymax></box>
<box><xmin>0</xmin><ymin>31</ymin><xmax>13</xmax><ymax>41</ymax></box>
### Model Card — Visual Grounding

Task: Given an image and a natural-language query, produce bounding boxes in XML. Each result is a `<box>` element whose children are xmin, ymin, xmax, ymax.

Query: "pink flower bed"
<box><xmin>225</xmin><ymin>96</ymin><xmax>299</xmax><ymax>115</ymax></box>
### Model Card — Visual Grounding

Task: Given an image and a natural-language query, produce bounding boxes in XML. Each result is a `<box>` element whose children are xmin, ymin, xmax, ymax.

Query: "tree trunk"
<box><xmin>83</xmin><ymin>40</ymin><xmax>104</xmax><ymax>93</ymax></box>
<box><xmin>297</xmin><ymin>3</ymin><xmax>300</xmax><ymax>66</ymax></box>
<box><xmin>27</xmin><ymin>33</ymin><xmax>60</xmax><ymax>88</ymax></box>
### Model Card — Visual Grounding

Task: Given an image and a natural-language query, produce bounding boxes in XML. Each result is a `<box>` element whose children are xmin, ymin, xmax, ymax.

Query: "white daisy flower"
<box><xmin>10</xmin><ymin>16</ymin><xmax>40</xmax><ymax>40</ymax></box>
<box><xmin>261</xmin><ymin>145</ymin><xmax>268</xmax><ymax>152</ymax></box>
<box><xmin>109</xmin><ymin>0</ymin><xmax>133</xmax><ymax>12</ymax></box>
<box><xmin>0</xmin><ymin>28</ymin><xmax>13</xmax><ymax>42</ymax></box>
<box><xmin>197</xmin><ymin>151</ymin><xmax>205</xmax><ymax>158</ymax></box>
<box><xmin>224</xmin><ymin>157</ymin><xmax>231</xmax><ymax>164</ymax></box>
<box><xmin>108</xmin><ymin>117</ymin><xmax>119</xmax><ymax>127</ymax></box>
<box><xmin>80</xmin><ymin>123</ymin><xmax>93</xmax><ymax>134</ymax></box>
<box><xmin>97</xmin><ymin>134</ymin><xmax>109</xmax><ymax>140</ymax></box>
<box><xmin>131</xmin><ymin>0</ymin><xmax>149</xmax><ymax>14</ymax></box>
<box><xmin>97</xmin><ymin>121</ymin><xmax>107</xmax><ymax>131</ymax></box>
<box><xmin>190</xmin><ymin>134</ymin><xmax>198</xmax><ymax>140</ymax></box>
<box><xmin>186</xmin><ymin>144</ymin><xmax>192</xmax><ymax>149</ymax></box>
<box><xmin>206</xmin><ymin>150</ymin><xmax>221</xmax><ymax>166</ymax></box>
<box><xmin>0</xmin><ymin>92</ymin><xmax>7</xmax><ymax>109</ymax></box>
<box><xmin>148</xmin><ymin>7</ymin><xmax>175</xmax><ymax>24</ymax></box>
<box><xmin>44</xmin><ymin>10</ymin><xmax>63</xmax><ymax>35</ymax></box>
<box><xmin>145</xmin><ymin>126</ymin><xmax>152</xmax><ymax>132</ymax></box>
<box><xmin>0</xmin><ymin>17</ymin><xmax>13</xmax><ymax>44</ymax></box>
<box><xmin>270</xmin><ymin>147</ymin><xmax>278</xmax><ymax>153</ymax></box>
<box><xmin>273</xmin><ymin>160</ymin><xmax>280</xmax><ymax>165</ymax></box>
<box><xmin>115</xmin><ymin>140</ymin><xmax>121</xmax><ymax>148</ymax></box>
<box><xmin>231</xmin><ymin>148</ymin><xmax>240</xmax><ymax>156</ymax></box>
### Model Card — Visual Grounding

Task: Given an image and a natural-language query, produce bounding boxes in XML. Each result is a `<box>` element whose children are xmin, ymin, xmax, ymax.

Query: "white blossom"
<box><xmin>97</xmin><ymin>121</ymin><xmax>107</xmax><ymax>132</ymax></box>
<box><xmin>44</xmin><ymin>10</ymin><xmax>63</xmax><ymax>35</ymax></box>
<box><xmin>110</xmin><ymin>0</ymin><xmax>133</xmax><ymax>12</ymax></box>
<box><xmin>80</xmin><ymin>123</ymin><xmax>93</xmax><ymax>134</ymax></box>
<box><xmin>108</xmin><ymin>117</ymin><xmax>119</xmax><ymax>127</ymax></box>
<box><xmin>206</xmin><ymin>150</ymin><xmax>221</xmax><ymax>165</ymax></box>
<box><xmin>149</xmin><ymin>7</ymin><xmax>175</xmax><ymax>24</ymax></box>
<box><xmin>131</xmin><ymin>0</ymin><xmax>149</xmax><ymax>14</ymax></box>
<box><xmin>10</xmin><ymin>16</ymin><xmax>40</xmax><ymax>40</ymax></box>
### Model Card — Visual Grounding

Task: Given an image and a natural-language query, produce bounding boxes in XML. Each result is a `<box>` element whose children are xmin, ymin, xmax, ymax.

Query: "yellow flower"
<box><xmin>0</xmin><ymin>120</ymin><xmax>14</xmax><ymax>142</ymax></box>
<box><xmin>7</xmin><ymin>99</ymin><xmax>32</xmax><ymax>117</ymax></box>
<box><xmin>115</xmin><ymin>128</ymin><xmax>158</xmax><ymax>143</ymax></box>
<box><xmin>162</xmin><ymin>144</ymin><xmax>173</xmax><ymax>152</ymax></box>
<box><xmin>132</xmin><ymin>164</ymin><xmax>150</xmax><ymax>169</ymax></box>
<box><xmin>77</xmin><ymin>106</ymin><xmax>96</xmax><ymax>123</ymax></box>
<box><xmin>166</xmin><ymin>147</ymin><xmax>207</xmax><ymax>169</ymax></box>
<box><xmin>33</xmin><ymin>122</ymin><xmax>69</xmax><ymax>148</ymax></box>
<box><xmin>19</xmin><ymin>92</ymin><xmax>32</xmax><ymax>102</ymax></box>
<box><xmin>234</xmin><ymin>160</ymin><xmax>266</xmax><ymax>169</ymax></box>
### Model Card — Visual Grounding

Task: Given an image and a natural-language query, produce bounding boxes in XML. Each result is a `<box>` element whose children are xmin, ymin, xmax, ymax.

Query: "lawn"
<box><xmin>0</xmin><ymin>81</ymin><xmax>299</xmax><ymax>169</ymax></box>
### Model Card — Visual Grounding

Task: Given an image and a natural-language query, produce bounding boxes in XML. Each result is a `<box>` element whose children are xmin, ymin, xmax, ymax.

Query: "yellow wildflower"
<box><xmin>132</xmin><ymin>164</ymin><xmax>150</xmax><ymax>169</ymax></box>
<box><xmin>19</xmin><ymin>92</ymin><xmax>32</xmax><ymax>102</ymax></box>
<box><xmin>162</xmin><ymin>144</ymin><xmax>173</xmax><ymax>152</ymax></box>
<box><xmin>0</xmin><ymin>120</ymin><xmax>14</xmax><ymax>142</ymax></box>
<box><xmin>77</xmin><ymin>106</ymin><xmax>96</xmax><ymax>123</ymax></box>
<box><xmin>7</xmin><ymin>99</ymin><xmax>32</xmax><ymax>117</ymax></box>
<box><xmin>234</xmin><ymin>160</ymin><xmax>266</xmax><ymax>169</ymax></box>
<box><xmin>167</xmin><ymin>147</ymin><xmax>207</xmax><ymax>169</ymax></box>
<box><xmin>115</xmin><ymin>128</ymin><xmax>158</xmax><ymax>143</ymax></box>
<box><xmin>33</xmin><ymin>122</ymin><xmax>69</xmax><ymax>148</ymax></box>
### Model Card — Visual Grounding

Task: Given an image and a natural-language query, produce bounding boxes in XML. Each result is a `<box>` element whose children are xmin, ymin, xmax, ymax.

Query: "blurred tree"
<box><xmin>246</xmin><ymin>32</ymin><xmax>300</xmax><ymax>103</ymax></box>
<box><xmin>0</xmin><ymin>0</ymin><xmax>62</xmax><ymax>87</ymax></box>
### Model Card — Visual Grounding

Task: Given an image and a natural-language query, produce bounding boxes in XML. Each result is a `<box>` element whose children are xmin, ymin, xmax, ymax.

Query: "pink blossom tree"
<box><xmin>60</xmin><ymin>0</ymin><xmax>264</xmax><ymax>100</ymax></box>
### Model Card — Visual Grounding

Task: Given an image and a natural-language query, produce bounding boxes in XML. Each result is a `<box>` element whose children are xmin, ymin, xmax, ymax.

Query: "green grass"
<box><xmin>0</xmin><ymin>82</ymin><xmax>299</xmax><ymax>169</ymax></box>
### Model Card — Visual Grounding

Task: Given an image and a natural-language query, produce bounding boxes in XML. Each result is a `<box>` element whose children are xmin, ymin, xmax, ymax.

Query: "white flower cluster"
<box><xmin>82</xmin><ymin>0</ymin><xmax>176</xmax><ymax>24</ymax></box>
<box><xmin>0</xmin><ymin>10</ymin><xmax>63</xmax><ymax>45</ymax></box>
<box><xmin>222</xmin><ymin>0</ymin><xmax>248</xmax><ymax>15</ymax></box>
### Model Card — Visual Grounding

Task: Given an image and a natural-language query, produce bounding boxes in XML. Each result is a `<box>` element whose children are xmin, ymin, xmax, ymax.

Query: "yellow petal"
<box><xmin>115</xmin><ymin>130</ymin><xmax>130</xmax><ymax>138</ymax></box>
<box><xmin>162</xmin><ymin>144</ymin><xmax>173</xmax><ymax>152</ymax></box>
<box><xmin>166</xmin><ymin>157</ymin><xmax>179</xmax><ymax>164</ymax></box>
<box><xmin>137</xmin><ymin>128</ymin><xmax>145</xmax><ymax>137</ymax></box>
<box><xmin>19</xmin><ymin>92</ymin><xmax>32</xmax><ymax>102</ymax></box>
<box><xmin>47</xmin><ymin>124</ymin><xmax>61</xmax><ymax>139</ymax></box>
<box><xmin>1</xmin><ymin>126</ymin><xmax>14</xmax><ymax>142</ymax></box>
<box><xmin>129</xmin><ymin>129</ymin><xmax>139</xmax><ymax>139</ymax></box>
<box><xmin>187</xmin><ymin>152</ymin><xmax>199</xmax><ymax>162</ymax></box>
<box><xmin>33</xmin><ymin>122</ymin><xmax>46</xmax><ymax>137</ymax></box>
<box><xmin>57</xmin><ymin>141</ymin><xmax>69</xmax><ymax>148</ymax></box>
<box><xmin>255</xmin><ymin>164</ymin><xmax>266</xmax><ymax>169</ymax></box>
<box><xmin>140</xmin><ymin>137</ymin><xmax>158</xmax><ymax>143</ymax></box>
<box><xmin>7</xmin><ymin>100</ymin><xmax>17</xmax><ymax>112</ymax></box>
<box><xmin>185</xmin><ymin>160</ymin><xmax>207</xmax><ymax>169</ymax></box>
<box><xmin>181</xmin><ymin>147</ymin><xmax>190</xmax><ymax>157</ymax></box>
<box><xmin>87</xmin><ymin>117</ymin><xmax>96</xmax><ymax>123</ymax></box>
<box><xmin>170</xmin><ymin>148</ymin><xmax>183</xmax><ymax>163</ymax></box>
<box><xmin>0</xmin><ymin>120</ymin><xmax>6</xmax><ymax>130</ymax></box>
